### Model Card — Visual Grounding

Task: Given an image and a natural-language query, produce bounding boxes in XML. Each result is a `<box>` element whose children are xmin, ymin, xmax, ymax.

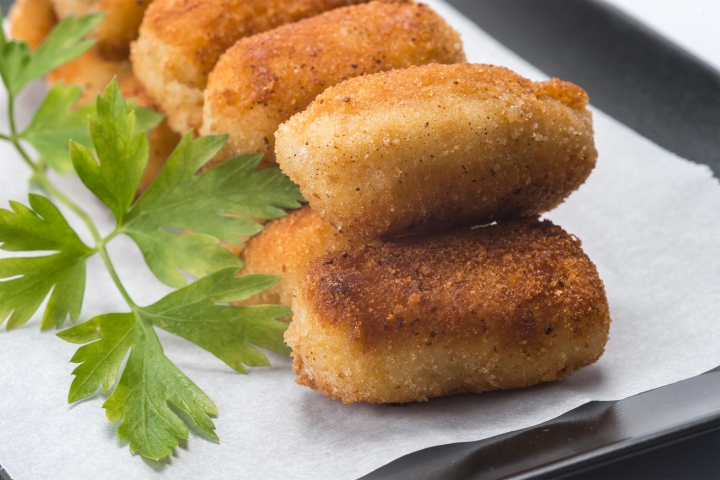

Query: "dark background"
<box><xmin>2</xmin><ymin>0</ymin><xmax>719</xmax><ymax>479</ymax></box>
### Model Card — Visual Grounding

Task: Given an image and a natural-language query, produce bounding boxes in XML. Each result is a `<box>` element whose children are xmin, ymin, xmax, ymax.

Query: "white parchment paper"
<box><xmin>1</xmin><ymin>2</ymin><xmax>719</xmax><ymax>479</ymax></box>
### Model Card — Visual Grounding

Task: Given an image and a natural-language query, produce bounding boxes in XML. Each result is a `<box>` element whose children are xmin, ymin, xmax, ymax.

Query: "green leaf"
<box><xmin>141</xmin><ymin>268</ymin><xmax>291</xmax><ymax>373</ymax></box>
<box><xmin>0</xmin><ymin>12</ymin><xmax>103</xmax><ymax>96</ymax></box>
<box><xmin>132</xmin><ymin>105</ymin><xmax>163</xmax><ymax>133</ymax></box>
<box><xmin>20</xmin><ymin>83</ymin><xmax>96</xmax><ymax>174</ymax></box>
<box><xmin>103</xmin><ymin>321</ymin><xmax>218</xmax><ymax>460</ymax></box>
<box><xmin>57</xmin><ymin>313</ymin><xmax>135</xmax><ymax>402</ymax></box>
<box><xmin>121</xmin><ymin>133</ymin><xmax>303</xmax><ymax>287</ymax></box>
<box><xmin>0</xmin><ymin>195</ymin><xmax>92</xmax><ymax>330</ymax></box>
<box><xmin>71</xmin><ymin>80</ymin><xmax>148</xmax><ymax>224</ymax></box>
<box><xmin>57</xmin><ymin>267</ymin><xmax>290</xmax><ymax>458</ymax></box>
<box><xmin>59</xmin><ymin>313</ymin><xmax>219</xmax><ymax>460</ymax></box>
<box><xmin>20</xmin><ymin>82</ymin><xmax>163</xmax><ymax>175</ymax></box>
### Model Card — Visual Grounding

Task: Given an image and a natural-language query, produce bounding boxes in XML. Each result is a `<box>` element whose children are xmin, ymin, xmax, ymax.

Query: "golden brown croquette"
<box><xmin>286</xmin><ymin>219</ymin><xmax>610</xmax><ymax>404</ymax></box>
<box><xmin>200</xmin><ymin>0</ymin><xmax>466</xmax><ymax>169</ymax></box>
<box><xmin>276</xmin><ymin>63</ymin><xmax>597</xmax><ymax>239</ymax></box>
<box><xmin>131</xmin><ymin>0</ymin><xmax>369</xmax><ymax>134</ymax></box>
<box><xmin>50</xmin><ymin>0</ymin><xmax>154</xmax><ymax>60</ymax></box>
<box><xmin>8</xmin><ymin>0</ymin><xmax>57</xmax><ymax>51</ymax></box>
<box><xmin>238</xmin><ymin>206</ymin><xmax>363</xmax><ymax>309</ymax></box>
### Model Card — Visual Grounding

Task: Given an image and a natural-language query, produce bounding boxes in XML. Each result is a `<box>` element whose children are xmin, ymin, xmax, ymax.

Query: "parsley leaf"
<box><xmin>104</xmin><ymin>320</ymin><xmax>218</xmax><ymax>460</ymax></box>
<box><xmin>0</xmin><ymin>25</ymin><xmax>301</xmax><ymax>455</ymax></box>
<box><xmin>21</xmin><ymin>82</ymin><xmax>162</xmax><ymax>175</ymax></box>
<box><xmin>69</xmin><ymin>81</ymin><xmax>302</xmax><ymax>287</ymax></box>
<box><xmin>0</xmin><ymin>194</ymin><xmax>92</xmax><ymax>330</ymax></box>
<box><xmin>20</xmin><ymin>83</ymin><xmax>96</xmax><ymax>174</ymax></box>
<box><xmin>0</xmin><ymin>11</ymin><xmax>103</xmax><ymax>97</ymax></box>
<box><xmin>70</xmin><ymin>80</ymin><xmax>150</xmax><ymax>223</ymax></box>
<box><xmin>58</xmin><ymin>268</ymin><xmax>290</xmax><ymax>459</ymax></box>
<box><xmin>141</xmin><ymin>268</ymin><xmax>291</xmax><ymax>372</ymax></box>
<box><xmin>121</xmin><ymin>134</ymin><xmax>303</xmax><ymax>288</ymax></box>
<box><xmin>58</xmin><ymin>313</ymin><xmax>135</xmax><ymax>402</ymax></box>
<box><xmin>59</xmin><ymin>315</ymin><xmax>215</xmax><ymax>461</ymax></box>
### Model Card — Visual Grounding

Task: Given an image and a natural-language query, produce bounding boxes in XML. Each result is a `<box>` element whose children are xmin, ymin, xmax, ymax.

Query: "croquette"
<box><xmin>46</xmin><ymin>47</ymin><xmax>134</xmax><ymax>105</ymax></box>
<box><xmin>286</xmin><ymin>219</ymin><xmax>611</xmax><ymax>404</ymax></box>
<box><xmin>9</xmin><ymin>0</ymin><xmax>178</xmax><ymax>193</ymax></box>
<box><xmin>276</xmin><ymin>63</ymin><xmax>597</xmax><ymax>239</ymax></box>
<box><xmin>50</xmin><ymin>0</ymin><xmax>153</xmax><ymax>60</ymax></box>
<box><xmin>8</xmin><ymin>0</ymin><xmax>57</xmax><ymax>51</ymax></box>
<box><xmin>238</xmin><ymin>206</ymin><xmax>362</xmax><ymax>309</ymax></box>
<box><xmin>131</xmin><ymin>0</ymin><xmax>368</xmax><ymax>134</ymax></box>
<box><xmin>201</xmin><ymin>0</ymin><xmax>465</xmax><ymax>169</ymax></box>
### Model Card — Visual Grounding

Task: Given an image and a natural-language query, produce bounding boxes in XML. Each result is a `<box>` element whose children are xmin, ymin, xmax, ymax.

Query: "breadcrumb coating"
<box><xmin>201</xmin><ymin>0</ymin><xmax>466</xmax><ymax>169</ymax></box>
<box><xmin>276</xmin><ymin>63</ymin><xmax>597</xmax><ymax>239</ymax></box>
<box><xmin>131</xmin><ymin>0</ymin><xmax>368</xmax><ymax>135</ymax></box>
<box><xmin>286</xmin><ymin>219</ymin><xmax>610</xmax><ymax>404</ymax></box>
<box><xmin>238</xmin><ymin>206</ymin><xmax>362</xmax><ymax>309</ymax></box>
<box><xmin>50</xmin><ymin>0</ymin><xmax>153</xmax><ymax>60</ymax></box>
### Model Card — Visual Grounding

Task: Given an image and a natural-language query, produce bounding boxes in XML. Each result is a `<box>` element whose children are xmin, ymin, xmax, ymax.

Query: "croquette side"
<box><xmin>132</xmin><ymin>0</ymin><xmax>369</xmax><ymax>133</ymax></box>
<box><xmin>51</xmin><ymin>0</ymin><xmax>153</xmax><ymax>60</ymax></box>
<box><xmin>238</xmin><ymin>206</ymin><xmax>363</xmax><ymax>308</ymax></box>
<box><xmin>285</xmin><ymin>219</ymin><xmax>611</xmax><ymax>403</ymax></box>
<box><xmin>8</xmin><ymin>0</ymin><xmax>57</xmax><ymax>51</ymax></box>
<box><xmin>275</xmin><ymin>63</ymin><xmax>597</xmax><ymax>239</ymax></box>
<box><xmin>201</xmin><ymin>0</ymin><xmax>466</xmax><ymax>168</ymax></box>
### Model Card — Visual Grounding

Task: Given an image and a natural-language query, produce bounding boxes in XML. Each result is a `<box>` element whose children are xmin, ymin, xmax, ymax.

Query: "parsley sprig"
<box><xmin>0</xmin><ymin>9</ymin><xmax>303</xmax><ymax>460</ymax></box>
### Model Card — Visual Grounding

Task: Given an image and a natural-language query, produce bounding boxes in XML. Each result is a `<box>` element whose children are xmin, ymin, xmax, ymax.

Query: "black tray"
<box><xmin>363</xmin><ymin>1</ymin><xmax>720</xmax><ymax>478</ymax></box>
<box><xmin>1</xmin><ymin>1</ymin><xmax>719</xmax><ymax>479</ymax></box>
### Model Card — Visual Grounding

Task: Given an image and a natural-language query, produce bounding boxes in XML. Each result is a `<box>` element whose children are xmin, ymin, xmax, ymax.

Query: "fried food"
<box><xmin>276</xmin><ymin>63</ymin><xmax>597</xmax><ymax>239</ymax></box>
<box><xmin>201</xmin><ymin>0</ymin><xmax>466</xmax><ymax>169</ymax></box>
<box><xmin>8</xmin><ymin>0</ymin><xmax>57</xmax><ymax>50</ymax></box>
<box><xmin>50</xmin><ymin>0</ymin><xmax>153</xmax><ymax>60</ymax></box>
<box><xmin>9</xmin><ymin>0</ymin><xmax>175</xmax><ymax>194</ymax></box>
<box><xmin>131</xmin><ymin>0</ymin><xmax>368</xmax><ymax>135</ymax></box>
<box><xmin>238</xmin><ymin>206</ymin><xmax>362</xmax><ymax>309</ymax></box>
<box><xmin>286</xmin><ymin>219</ymin><xmax>610</xmax><ymax>404</ymax></box>
<box><xmin>47</xmin><ymin>48</ymin><xmax>133</xmax><ymax>104</ymax></box>
<box><xmin>44</xmin><ymin>50</ymin><xmax>179</xmax><ymax>193</ymax></box>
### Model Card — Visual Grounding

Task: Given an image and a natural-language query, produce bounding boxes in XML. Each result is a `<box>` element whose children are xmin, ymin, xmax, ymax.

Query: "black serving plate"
<box><xmin>1</xmin><ymin>1</ymin><xmax>719</xmax><ymax>479</ymax></box>
<box><xmin>363</xmin><ymin>1</ymin><xmax>720</xmax><ymax>478</ymax></box>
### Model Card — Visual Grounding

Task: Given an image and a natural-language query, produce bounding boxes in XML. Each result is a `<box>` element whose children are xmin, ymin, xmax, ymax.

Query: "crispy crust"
<box><xmin>8</xmin><ymin>0</ymin><xmax>57</xmax><ymax>50</ymax></box>
<box><xmin>286</xmin><ymin>219</ymin><xmax>611</xmax><ymax>403</ymax></box>
<box><xmin>50</xmin><ymin>0</ymin><xmax>153</xmax><ymax>60</ymax></box>
<box><xmin>131</xmin><ymin>0</ymin><xmax>368</xmax><ymax>134</ymax></box>
<box><xmin>200</xmin><ymin>0</ymin><xmax>466</xmax><ymax>168</ymax></box>
<box><xmin>43</xmin><ymin>49</ymin><xmax>180</xmax><ymax>194</ymax></box>
<box><xmin>238</xmin><ymin>206</ymin><xmax>363</xmax><ymax>309</ymax></box>
<box><xmin>276</xmin><ymin>63</ymin><xmax>596</xmax><ymax>239</ymax></box>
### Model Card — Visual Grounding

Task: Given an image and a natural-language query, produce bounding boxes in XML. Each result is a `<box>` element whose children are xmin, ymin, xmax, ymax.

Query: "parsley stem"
<box><xmin>98</xmin><ymin>246</ymin><xmax>137</xmax><ymax>308</ymax></box>
<box><xmin>6</xmin><ymin>92</ymin><xmax>100</xmax><ymax>242</ymax></box>
<box><xmin>0</xmin><ymin>132</ymin><xmax>11</xmax><ymax>141</ymax></box>
<box><xmin>6</xmin><ymin>92</ymin><xmax>139</xmax><ymax>311</ymax></box>
<box><xmin>32</xmin><ymin>167</ymin><xmax>102</xmax><ymax>241</ymax></box>
<box><xmin>6</xmin><ymin>90</ymin><xmax>44</xmax><ymax>174</ymax></box>
<box><xmin>8</xmin><ymin>136</ymin><xmax>36</xmax><ymax>171</ymax></box>
<box><xmin>24</xmin><ymin>151</ymin><xmax>138</xmax><ymax>309</ymax></box>
<box><xmin>7</xmin><ymin>91</ymin><xmax>18</xmax><ymax>144</ymax></box>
